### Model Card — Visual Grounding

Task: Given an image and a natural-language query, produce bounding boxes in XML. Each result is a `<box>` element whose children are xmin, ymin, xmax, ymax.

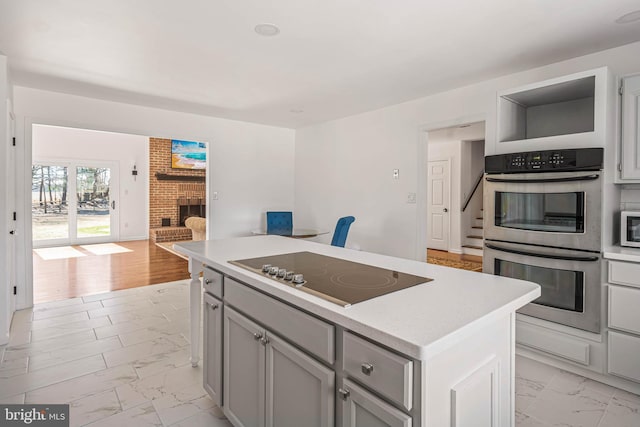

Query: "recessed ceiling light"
<box><xmin>615</xmin><ymin>10</ymin><xmax>640</xmax><ymax>24</ymax></box>
<box><xmin>290</xmin><ymin>109</ymin><xmax>304</xmax><ymax>114</ymax></box>
<box><xmin>255</xmin><ymin>23</ymin><xmax>280</xmax><ymax>36</ymax></box>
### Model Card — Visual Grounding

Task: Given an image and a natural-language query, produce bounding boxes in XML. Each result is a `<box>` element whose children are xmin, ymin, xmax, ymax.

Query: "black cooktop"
<box><xmin>229</xmin><ymin>251</ymin><xmax>433</xmax><ymax>307</ymax></box>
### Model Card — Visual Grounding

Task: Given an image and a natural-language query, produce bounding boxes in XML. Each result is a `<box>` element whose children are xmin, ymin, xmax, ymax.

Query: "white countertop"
<box><xmin>603</xmin><ymin>246</ymin><xmax>640</xmax><ymax>263</ymax></box>
<box><xmin>174</xmin><ymin>236</ymin><xmax>540</xmax><ymax>360</ymax></box>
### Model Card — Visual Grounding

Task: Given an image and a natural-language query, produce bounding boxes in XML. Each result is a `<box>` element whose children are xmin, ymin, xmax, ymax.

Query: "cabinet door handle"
<box><xmin>253</xmin><ymin>332</ymin><xmax>263</xmax><ymax>341</ymax></box>
<box><xmin>210</xmin><ymin>303</ymin><xmax>219</xmax><ymax>310</ymax></box>
<box><xmin>338</xmin><ymin>388</ymin><xmax>350</xmax><ymax>400</ymax></box>
<box><xmin>204</xmin><ymin>278</ymin><xmax>212</xmax><ymax>284</ymax></box>
<box><xmin>260</xmin><ymin>336</ymin><xmax>270</xmax><ymax>346</ymax></box>
<box><xmin>361</xmin><ymin>363</ymin><xmax>374</xmax><ymax>376</ymax></box>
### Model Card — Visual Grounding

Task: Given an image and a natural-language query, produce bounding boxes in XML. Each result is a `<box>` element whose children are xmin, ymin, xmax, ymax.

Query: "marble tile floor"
<box><xmin>1</xmin><ymin>279</ymin><xmax>638</xmax><ymax>426</ymax></box>
<box><xmin>0</xmin><ymin>279</ymin><xmax>231</xmax><ymax>427</ymax></box>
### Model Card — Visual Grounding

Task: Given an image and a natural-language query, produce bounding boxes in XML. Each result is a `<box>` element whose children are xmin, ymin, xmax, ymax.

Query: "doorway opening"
<box><xmin>425</xmin><ymin>121</ymin><xmax>485</xmax><ymax>272</ymax></box>
<box><xmin>29</xmin><ymin>125</ymin><xmax>207</xmax><ymax>304</ymax></box>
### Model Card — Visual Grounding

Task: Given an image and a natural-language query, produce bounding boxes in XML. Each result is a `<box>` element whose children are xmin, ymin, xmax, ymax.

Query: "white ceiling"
<box><xmin>1</xmin><ymin>1</ymin><xmax>640</xmax><ymax>128</ymax></box>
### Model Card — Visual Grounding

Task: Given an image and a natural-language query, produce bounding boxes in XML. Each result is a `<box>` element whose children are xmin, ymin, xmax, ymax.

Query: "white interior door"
<box><xmin>427</xmin><ymin>159</ymin><xmax>450</xmax><ymax>251</ymax></box>
<box><xmin>7</xmin><ymin>100</ymin><xmax>16</xmax><ymax>317</ymax></box>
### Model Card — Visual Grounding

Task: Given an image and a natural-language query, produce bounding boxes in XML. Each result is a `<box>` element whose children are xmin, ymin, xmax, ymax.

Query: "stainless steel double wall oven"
<box><xmin>483</xmin><ymin>148</ymin><xmax>603</xmax><ymax>333</ymax></box>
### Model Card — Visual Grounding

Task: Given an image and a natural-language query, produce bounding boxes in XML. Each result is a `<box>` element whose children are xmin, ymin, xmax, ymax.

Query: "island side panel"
<box><xmin>188</xmin><ymin>257</ymin><xmax>204</xmax><ymax>367</ymax></box>
<box><xmin>422</xmin><ymin>312</ymin><xmax>515</xmax><ymax>427</ymax></box>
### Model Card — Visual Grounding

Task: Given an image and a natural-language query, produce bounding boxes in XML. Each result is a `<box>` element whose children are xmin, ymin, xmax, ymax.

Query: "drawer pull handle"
<box><xmin>210</xmin><ymin>303</ymin><xmax>219</xmax><ymax>311</ymax></box>
<box><xmin>253</xmin><ymin>332</ymin><xmax>263</xmax><ymax>341</ymax></box>
<box><xmin>338</xmin><ymin>388</ymin><xmax>350</xmax><ymax>400</ymax></box>
<box><xmin>361</xmin><ymin>363</ymin><xmax>374</xmax><ymax>375</ymax></box>
<box><xmin>204</xmin><ymin>279</ymin><xmax>212</xmax><ymax>285</ymax></box>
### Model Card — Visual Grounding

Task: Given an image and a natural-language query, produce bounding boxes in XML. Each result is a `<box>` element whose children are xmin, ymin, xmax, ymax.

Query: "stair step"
<box><xmin>462</xmin><ymin>244</ymin><xmax>483</xmax><ymax>250</ymax></box>
<box><xmin>467</xmin><ymin>235</ymin><xmax>483</xmax><ymax>239</ymax></box>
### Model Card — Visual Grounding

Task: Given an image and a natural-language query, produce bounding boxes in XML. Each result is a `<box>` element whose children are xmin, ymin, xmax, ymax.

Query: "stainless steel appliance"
<box><xmin>621</xmin><ymin>211</ymin><xmax>640</xmax><ymax>248</ymax></box>
<box><xmin>230</xmin><ymin>251</ymin><xmax>433</xmax><ymax>307</ymax></box>
<box><xmin>483</xmin><ymin>148</ymin><xmax>603</xmax><ymax>333</ymax></box>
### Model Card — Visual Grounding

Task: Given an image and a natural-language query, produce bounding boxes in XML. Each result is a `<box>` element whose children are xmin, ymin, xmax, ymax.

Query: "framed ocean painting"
<box><xmin>171</xmin><ymin>140</ymin><xmax>207</xmax><ymax>170</ymax></box>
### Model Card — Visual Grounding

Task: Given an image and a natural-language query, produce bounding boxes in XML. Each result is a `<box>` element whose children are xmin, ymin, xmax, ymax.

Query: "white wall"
<box><xmin>32</xmin><ymin>125</ymin><xmax>149</xmax><ymax>241</ymax></box>
<box><xmin>295</xmin><ymin>41</ymin><xmax>640</xmax><ymax>260</ymax></box>
<box><xmin>13</xmin><ymin>87</ymin><xmax>295</xmax><ymax>309</ymax></box>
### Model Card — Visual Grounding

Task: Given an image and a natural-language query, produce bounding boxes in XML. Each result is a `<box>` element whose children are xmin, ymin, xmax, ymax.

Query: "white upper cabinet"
<box><xmin>488</xmin><ymin>67</ymin><xmax>612</xmax><ymax>155</ymax></box>
<box><xmin>619</xmin><ymin>74</ymin><xmax>640</xmax><ymax>181</ymax></box>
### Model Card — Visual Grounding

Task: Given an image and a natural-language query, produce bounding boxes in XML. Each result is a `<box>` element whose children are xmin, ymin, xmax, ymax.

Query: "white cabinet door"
<box><xmin>608</xmin><ymin>331</ymin><xmax>640</xmax><ymax>383</ymax></box>
<box><xmin>224</xmin><ymin>307</ymin><xmax>266</xmax><ymax>427</ymax></box>
<box><xmin>340</xmin><ymin>379</ymin><xmax>412</xmax><ymax>427</ymax></box>
<box><xmin>621</xmin><ymin>74</ymin><xmax>640</xmax><ymax>180</ymax></box>
<box><xmin>265</xmin><ymin>332</ymin><xmax>335</xmax><ymax>427</ymax></box>
<box><xmin>203</xmin><ymin>293</ymin><xmax>223</xmax><ymax>406</ymax></box>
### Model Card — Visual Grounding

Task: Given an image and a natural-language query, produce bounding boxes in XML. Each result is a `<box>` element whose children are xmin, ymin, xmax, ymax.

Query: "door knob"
<box><xmin>443</xmin><ymin>208</ymin><xmax>448</xmax><ymax>212</ymax></box>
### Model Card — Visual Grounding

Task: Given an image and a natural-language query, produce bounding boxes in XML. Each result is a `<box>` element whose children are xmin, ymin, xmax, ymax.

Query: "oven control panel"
<box><xmin>485</xmin><ymin>148</ymin><xmax>603</xmax><ymax>174</ymax></box>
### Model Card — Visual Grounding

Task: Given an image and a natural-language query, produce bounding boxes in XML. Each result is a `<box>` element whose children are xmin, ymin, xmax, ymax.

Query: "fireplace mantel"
<box><xmin>155</xmin><ymin>172</ymin><xmax>206</xmax><ymax>182</ymax></box>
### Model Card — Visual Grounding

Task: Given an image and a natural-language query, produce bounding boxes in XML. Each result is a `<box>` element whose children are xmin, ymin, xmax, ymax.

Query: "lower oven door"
<box><xmin>483</xmin><ymin>240</ymin><xmax>601</xmax><ymax>333</ymax></box>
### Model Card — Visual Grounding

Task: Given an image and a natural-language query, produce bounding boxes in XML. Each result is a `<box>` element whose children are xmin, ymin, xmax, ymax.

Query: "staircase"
<box><xmin>462</xmin><ymin>209</ymin><xmax>484</xmax><ymax>257</ymax></box>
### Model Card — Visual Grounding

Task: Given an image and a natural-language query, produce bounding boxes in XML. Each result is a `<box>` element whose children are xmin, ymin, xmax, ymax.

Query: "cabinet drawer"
<box><xmin>224</xmin><ymin>277</ymin><xmax>335</xmax><ymax>364</ymax></box>
<box><xmin>608</xmin><ymin>331</ymin><xmax>640</xmax><ymax>383</ymax></box>
<box><xmin>516</xmin><ymin>321</ymin><xmax>590</xmax><ymax>365</ymax></box>
<box><xmin>203</xmin><ymin>267</ymin><xmax>223</xmax><ymax>298</ymax></box>
<box><xmin>609</xmin><ymin>285</ymin><xmax>640</xmax><ymax>335</ymax></box>
<box><xmin>608</xmin><ymin>261</ymin><xmax>640</xmax><ymax>289</ymax></box>
<box><xmin>342</xmin><ymin>331</ymin><xmax>413</xmax><ymax>411</ymax></box>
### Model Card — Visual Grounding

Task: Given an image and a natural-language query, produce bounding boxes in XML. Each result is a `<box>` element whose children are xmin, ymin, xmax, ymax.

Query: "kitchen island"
<box><xmin>174</xmin><ymin>236</ymin><xmax>539</xmax><ymax>427</ymax></box>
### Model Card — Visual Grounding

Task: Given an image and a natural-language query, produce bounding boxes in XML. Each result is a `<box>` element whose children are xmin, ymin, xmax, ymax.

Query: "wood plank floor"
<box><xmin>33</xmin><ymin>240</ymin><xmax>189</xmax><ymax>304</ymax></box>
<box><xmin>426</xmin><ymin>249</ymin><xmax>483</xmax><ymax>272</ymax></box>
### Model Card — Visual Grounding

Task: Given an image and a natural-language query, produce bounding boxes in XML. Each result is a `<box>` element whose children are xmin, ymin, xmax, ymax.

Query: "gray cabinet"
<box><xmin>224</xmin><ymin>307</ymin><xmax>266</xmax><ymax>427</ymax></box>
<box><xmin>265</xmin><ymin>333</ymin><xmax>335</xmax><ymax>427</ymax></box>
<box><xmin>606</xmin><ymin>260</ymin><xmax>640</xmax><ymax>384</ymax></box>
<box><xmin>339</xmin><ymin>379</ymin><xmax>412</xmax><ymax>427</ymax></box>
<box><xmin>203</xmin><ymin>293</ymin><xmax>223</xmax><ymax>406</ymax></box>
<box><xmin>224</xmin><ymin>306</ymin><xmax>335</xmax><ymax>427</ymax></box>
<box><xmin>620</xmin><ymin>74</ymin><xmax>640</xmax><ymax>180</ymax></box>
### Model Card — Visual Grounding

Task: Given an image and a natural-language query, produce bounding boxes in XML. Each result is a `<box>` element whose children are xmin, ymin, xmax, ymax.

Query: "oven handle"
<box><xmin>485</xmin><ymin>174</ymin><xmax>599</xmax><ymax>184</ymax></box>
<box><xmin>485</xmin><ymin>243</ymin><xmax>600</xmax><ymax>262</ymax></box>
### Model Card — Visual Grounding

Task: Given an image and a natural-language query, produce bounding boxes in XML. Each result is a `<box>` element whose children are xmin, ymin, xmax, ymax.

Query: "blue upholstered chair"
<box><xmin>331</xmin><ymin>216</ymin><xmax>355</xmax><ymax>247</ymax></box>
<box><xmin>266</xmin><ymin>211</ymin><xmax>293</xmax><ymax>235</ymax></box>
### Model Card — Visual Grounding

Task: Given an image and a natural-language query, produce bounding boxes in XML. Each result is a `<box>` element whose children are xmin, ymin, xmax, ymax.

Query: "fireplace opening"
<box><xmin>177</xmin><ymin>198</ymin><xmax>206</xmax><ymax>226</ymax></box>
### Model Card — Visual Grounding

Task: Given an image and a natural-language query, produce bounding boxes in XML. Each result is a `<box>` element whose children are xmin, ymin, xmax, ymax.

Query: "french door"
<box><xmin>32</xmin><ymin>161</ymin><xmax>119</xmax><ymax>247</ymax></box>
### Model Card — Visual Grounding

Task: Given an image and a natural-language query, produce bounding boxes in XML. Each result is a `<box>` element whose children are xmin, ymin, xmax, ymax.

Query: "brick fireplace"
<box><xmin>149</xmin><ymin>137</ymin><xmax>206</xmax><ymax>242</ymax></box>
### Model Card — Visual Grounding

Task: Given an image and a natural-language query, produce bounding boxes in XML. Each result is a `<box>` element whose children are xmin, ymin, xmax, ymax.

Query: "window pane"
<box><xmin>76</xmin><ymin>167</ymin><xmax>111</xmax><ymax>238</ymax></box>
<box><xmin>32</xmin><ymin>165</ymin><xmax>69</xmax><ymax>240</ymax></box>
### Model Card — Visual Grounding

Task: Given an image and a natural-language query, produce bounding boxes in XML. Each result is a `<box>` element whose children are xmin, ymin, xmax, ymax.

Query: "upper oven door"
<box><xmin>484</xmin><ymin>171</ymin><xmax>602</xmax><ymax>252</ymax></box>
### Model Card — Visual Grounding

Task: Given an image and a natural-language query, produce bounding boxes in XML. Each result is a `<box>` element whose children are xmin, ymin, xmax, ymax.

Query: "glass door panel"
<box><xmin>495</xmin><ymin>259</ymin><xmax>584</xmax><ymax>312</ymax></box>
<box><xmin>32</xmin><ymin>165</ymin><xmax>70</xmax><ymax>241</ymax></box>
<box><xmin>494</xmin><ymin>191</ymin><xmax>585</xmax><ymax>233</ymax></box>
<box><xmin>76</xmin><ymin>167</ymin><xmax>112</xmax><ymax>238</ymax></box>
